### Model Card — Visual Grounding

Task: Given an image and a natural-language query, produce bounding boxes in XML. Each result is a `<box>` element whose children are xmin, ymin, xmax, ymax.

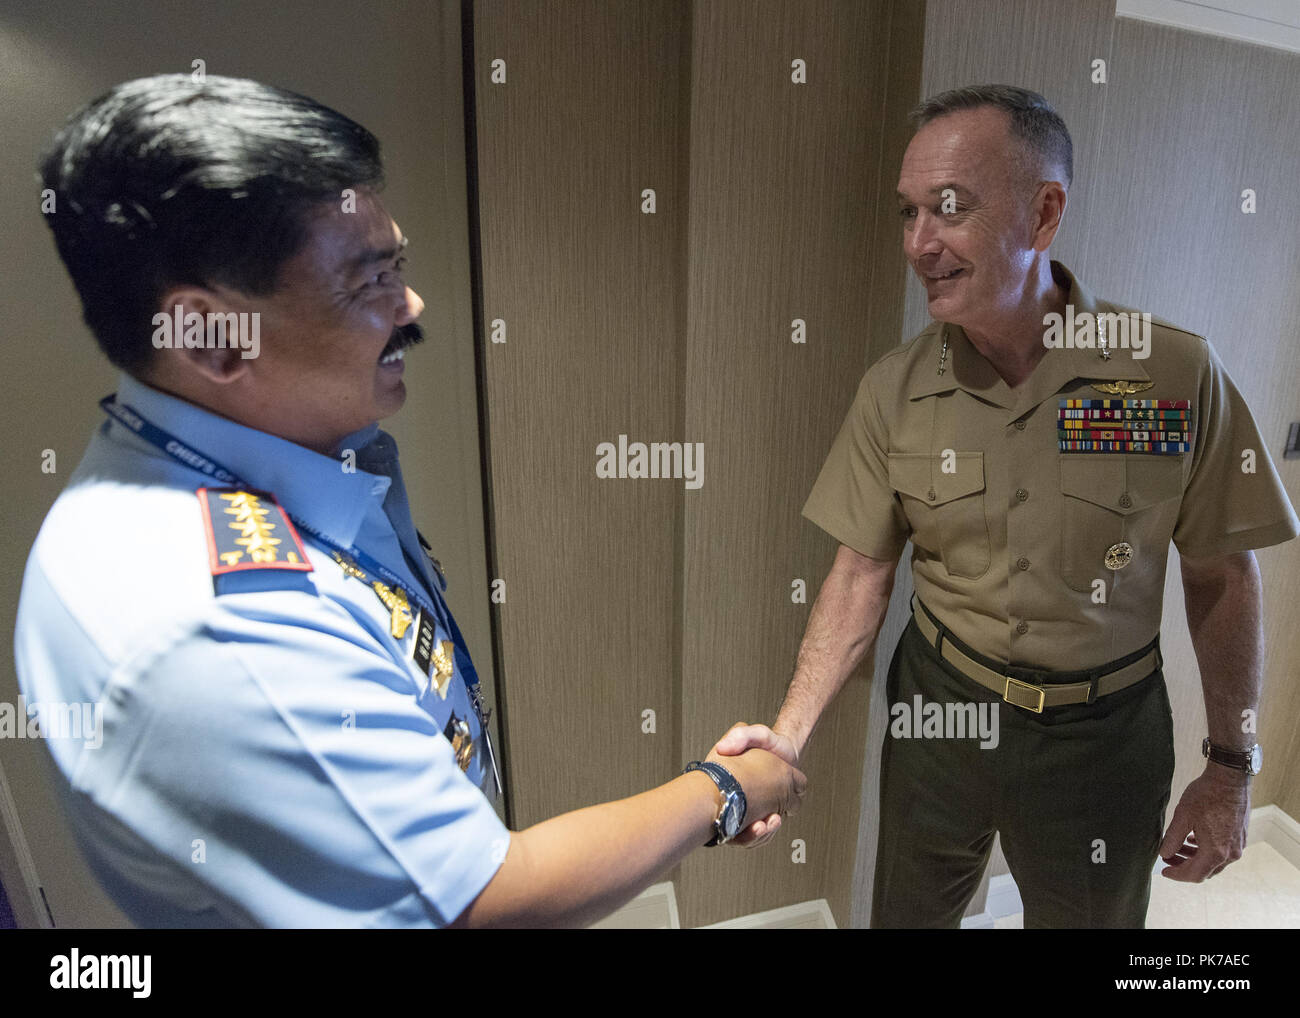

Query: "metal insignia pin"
<box><xmin>332</xmin><ymin>550</ymin><xmax>368</xmax><ymax>582</ymax></box>
<box><xmin>372</xmin><ymin>581</ymin><xmax>414</xmax><ymax>639</ymax></box>
<box><xmin>430</xmin><ymin>640</ymin><xmax>455</xmax><ymax>698</ymax></box>
<box><xmin>1098</xmin><ymin>317</ymin><xmax>1111</xmax><ymax>360</ymax></box>
<box><xmin>1092</xmin><ymin>380</ymin><xmax>1154</xmax><ymax>396</ymax></box>
<box><xmin>937</xmin><ymin>332</ymin><xmax>949</xmax><ymax>375</ymax></box>
<box><xmin>471</xmin><ymin>686</ymin><xmax>492</xmax><ymax>726</ymax></box>
<box><xmin>417</xmin><ymin>530</ymin><xmax>446</xmax><ymax>585</ymax></box>
<box><xmin>443</xmin><ymin>715</ymin><xmax>474</xmax><ymax>772</ymax></box>
<box><xmin>1104</xmin><ymin>541</ymin><xmax>1133</xmax><ymax>570</ymax></box>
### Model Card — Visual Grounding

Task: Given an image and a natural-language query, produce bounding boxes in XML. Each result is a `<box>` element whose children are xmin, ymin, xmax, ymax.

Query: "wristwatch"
<box><xmin>1202</xmin><ymin>737</ymin><xmax>1262</xmax><ymax>776</ymax></box>
<box><xmin>684</xmin><ymin>761</ymin><xmax>747</xmax><ymax>846</ymax></box>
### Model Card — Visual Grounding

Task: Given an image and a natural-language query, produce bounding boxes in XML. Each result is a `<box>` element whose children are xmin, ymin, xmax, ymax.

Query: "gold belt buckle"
<box><xmin>1003</xmin><ymin>676</ymin><xmax>1046</xmax><ymax>713</ymax></box>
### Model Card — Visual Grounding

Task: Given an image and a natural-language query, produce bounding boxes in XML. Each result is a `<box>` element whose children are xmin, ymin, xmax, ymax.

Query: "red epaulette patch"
<box><xmin>197</xmin><ymin>487</ymin><xmax>314</xmax><ymax>576</ymax></box>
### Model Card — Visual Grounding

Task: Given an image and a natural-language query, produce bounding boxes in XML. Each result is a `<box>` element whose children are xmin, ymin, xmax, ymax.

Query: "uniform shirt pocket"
<box><xmin>889</xmin><ymin>452</ymin><xmax>990</xmax><ymax>580</ymax></box>
<box><xmin>1059</xmin><ymin>455</ymin><xmax>1184</xmax><ymax>592</ymax></box>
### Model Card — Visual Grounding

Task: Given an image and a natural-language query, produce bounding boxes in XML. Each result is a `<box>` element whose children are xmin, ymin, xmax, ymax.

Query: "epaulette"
<box><xmin>197</xmin><ymin>487</ymin><xmax>314</xmax><ymax>578</ymax></box>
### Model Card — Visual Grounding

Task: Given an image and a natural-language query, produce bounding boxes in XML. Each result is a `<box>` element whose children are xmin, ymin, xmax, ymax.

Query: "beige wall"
<box><xmin>0</xmin><ymin>0</ymin><xmax>491</xmax><ymax>926</ymax></box>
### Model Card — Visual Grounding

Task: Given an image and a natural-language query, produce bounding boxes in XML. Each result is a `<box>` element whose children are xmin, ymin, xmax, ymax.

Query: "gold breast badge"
<box><xmin>1091</xmin><ymin>380</ymin><xmax>1155</xmax><ymax>396</ymax></box>
<box><xmin>1105</xmin><ymin>542</ymin><xmax>1134</xmax><ymax>570</ymax></box>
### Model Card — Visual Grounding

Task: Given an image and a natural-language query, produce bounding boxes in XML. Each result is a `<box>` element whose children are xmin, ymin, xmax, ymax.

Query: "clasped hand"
<box><xmin>705</xmin><ymin>722</ymin><xmax>803</xmax><ymax>848</ymax></box>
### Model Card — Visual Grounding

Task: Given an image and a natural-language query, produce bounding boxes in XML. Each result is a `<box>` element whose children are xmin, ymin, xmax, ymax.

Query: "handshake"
<box><xmin>701</xmin><ymin>722</ymin><xmax>806</xmax><ymax>848</ymax></box>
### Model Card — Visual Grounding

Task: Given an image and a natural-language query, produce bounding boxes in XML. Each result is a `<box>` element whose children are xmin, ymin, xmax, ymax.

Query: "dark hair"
<box><xmin>908</xmin><ymin>84</ymin><xmax>1073</xmax><ymax>190</ymax></box>
<box><xmin>39</xmin><ymin>74</ymin><xmax>384</xmax><ymax>371</ymax></box>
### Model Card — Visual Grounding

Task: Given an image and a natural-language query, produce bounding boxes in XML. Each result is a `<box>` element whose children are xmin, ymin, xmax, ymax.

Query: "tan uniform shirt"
<box><xmin>803</xmin><ymin>261</ymin><xmax>1299</xmax><ymax>670</ymax></box>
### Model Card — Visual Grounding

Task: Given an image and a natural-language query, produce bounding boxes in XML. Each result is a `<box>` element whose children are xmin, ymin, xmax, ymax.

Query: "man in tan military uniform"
<box><xmin>715</xmin><ymin>85</ymin><xmax>1298</xmax><ymax>927</ymax></box>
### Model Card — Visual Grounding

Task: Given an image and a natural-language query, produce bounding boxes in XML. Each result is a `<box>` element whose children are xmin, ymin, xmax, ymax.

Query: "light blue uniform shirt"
<box><xmin>14</xmin><ymin>374</ymin><xmax>508</xmax><ymax>927</ymax></box>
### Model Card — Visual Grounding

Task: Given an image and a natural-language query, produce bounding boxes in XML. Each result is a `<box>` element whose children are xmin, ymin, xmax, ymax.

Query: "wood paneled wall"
<box><xmin>474</xmin><ymin>0</ymin><xmax>916</xmax><ymax>926</ymax></box>
<box><xmin>473</xmin><ymin>0</ymin><xmax>690</xmax><ymax>823</ymax></box>
<box><xmin>677</xmin><ymin>0</ymin><xmax>902</xmax><ymax>926</ymax></box>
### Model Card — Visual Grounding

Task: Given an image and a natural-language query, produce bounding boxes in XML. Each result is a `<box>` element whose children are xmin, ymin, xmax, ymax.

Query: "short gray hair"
<box><xmin>909</xmin><ymin>84</ymin><xmax>1073</xmax><ymax>189</ymax></box>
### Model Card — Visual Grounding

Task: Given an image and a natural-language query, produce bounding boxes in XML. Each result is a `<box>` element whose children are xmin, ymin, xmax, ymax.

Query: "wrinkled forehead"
<box><xmin>897</xmin><ymin>107</ymin><xmax>1024</xmax><ymax>196</ymax></box>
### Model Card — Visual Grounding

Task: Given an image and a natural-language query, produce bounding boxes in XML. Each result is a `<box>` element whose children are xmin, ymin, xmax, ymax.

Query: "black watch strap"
<box><xmin>684</xmin><ymin>761</ymin><xmax>747</xmax><ymax>846</ymax></box>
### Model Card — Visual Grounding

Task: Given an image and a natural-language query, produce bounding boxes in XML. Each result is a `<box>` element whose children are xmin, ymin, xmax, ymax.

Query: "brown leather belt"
<box><xmin>909</xmin><ymin>595</ymin><xmax>1161</xmax><ymax>713</ymax></box>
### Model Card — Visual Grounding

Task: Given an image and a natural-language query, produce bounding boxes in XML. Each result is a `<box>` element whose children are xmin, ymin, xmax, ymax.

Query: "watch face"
<box><xmin>721</xmin><ymin>792</ymin><xmax>744</xmax><ymax>839</ymax></box>
<box><xmin>1250</xmin><ymin>744</ymin><xmax>1263</xmax><ymax>775</ymax></box>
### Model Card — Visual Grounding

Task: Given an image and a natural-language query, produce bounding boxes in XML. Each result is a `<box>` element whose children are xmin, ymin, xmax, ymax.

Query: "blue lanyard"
<box><xmin>100</xmin><ymin>395</ymin><xmax>488</xmax><ymax>723</ymax></box>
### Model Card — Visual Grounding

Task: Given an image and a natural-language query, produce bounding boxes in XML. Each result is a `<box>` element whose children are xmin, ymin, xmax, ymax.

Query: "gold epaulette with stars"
<box><xmin>197</xmin><ymin>487</ymin><xmax>314</xmax><ymax>576</ymax></box>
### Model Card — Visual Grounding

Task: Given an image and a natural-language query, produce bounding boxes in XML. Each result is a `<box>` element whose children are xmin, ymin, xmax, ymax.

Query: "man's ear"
<box><xmin>1031</xmin><ymin>180</ymin><xmax>1067</xmax><ymax>252</ymax></box>
<box><xmin>152</xmin><ymin>286</ymin><xmax>252</xmax><ymax>385</ymax></box>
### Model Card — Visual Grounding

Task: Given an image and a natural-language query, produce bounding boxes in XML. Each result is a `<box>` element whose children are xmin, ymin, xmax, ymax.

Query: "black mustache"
<box><xmin>381</xmin><ymin>322</ymin><xmax>424</xmax><ymax>357</ymax></box>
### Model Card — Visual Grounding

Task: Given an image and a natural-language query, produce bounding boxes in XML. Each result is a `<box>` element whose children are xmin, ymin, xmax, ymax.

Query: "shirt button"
<box><xmin>1016</xmin><ymin>556</ymin><xmax>1030</xmax><ymax>571</ymax></box>
<box><xmin>927</xmin><ymin>488</ymin><xmax>936</xmax><ymax>501</ymax></box>
<box><xmin>1015</xmin><ymin>620</ymin><xmax>1029</xmax><ymax>635</ymax></box>
<box><xmin>1015</xmin><ymin>488</ymin><xmax>1028</xmax><ymax>502</ymax></box>
<box><xmin>1118</xmin><ymin>492</ymin><xmax>1133</xmax><ymax>509</ymax></box>
<box><xmin>1014</xmin><ymin>420</ymin><xmax>1027</xmax><ymax>431</ymax></box>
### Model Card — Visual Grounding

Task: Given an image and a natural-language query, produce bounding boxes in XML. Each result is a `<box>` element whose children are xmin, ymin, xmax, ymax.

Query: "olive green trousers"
<box><xmin>871</xmin><ymin>615</ymin><xmax>1176</xmax><ymax>929</ymax></box>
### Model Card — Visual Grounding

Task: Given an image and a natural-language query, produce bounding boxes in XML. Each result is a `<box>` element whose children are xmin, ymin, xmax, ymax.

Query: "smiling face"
<box><xmin>229</xmin><ymin>189</ymin><xmax>425</xmax><ymax>453</ymax></box>
<box><xmin>896</xmin><ymin>107</ymin><xmax>1050</xmax><ymax>331</ymax></box>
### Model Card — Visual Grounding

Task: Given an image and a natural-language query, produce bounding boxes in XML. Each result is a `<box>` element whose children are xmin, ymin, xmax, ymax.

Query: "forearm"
<box><xmin>457</xmin><ymin>771</ymin><xmax>718</xmax><ymax>928</ymax></box>
<box><xmin>1182</xmin><ymin>551</ymin><xmax>1263</xmax><ymax>755</ymax></box>
<box><xmin>775</xmin><ymin>550</ymin><xmax>895</xmax><ymax>755</ymax></box>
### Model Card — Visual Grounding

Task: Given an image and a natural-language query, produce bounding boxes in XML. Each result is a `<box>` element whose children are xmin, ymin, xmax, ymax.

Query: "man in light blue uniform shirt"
<box><xmin>16</xmin><ymin>74</ymin><xmax>803</xmax><ymax>928</ymax></box>
<box><xmin>18</xmin><ymin>373</ymin><xmax>504</xmax><ymax>927</ymax></box>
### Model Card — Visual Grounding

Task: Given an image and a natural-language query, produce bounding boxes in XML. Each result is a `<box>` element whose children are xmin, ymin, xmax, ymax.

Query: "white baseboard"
<box><xmin>1247</xmin><ymin>803</ymin><xmax>1300</xmax><ymax>870</ymax></box>
<box><xmin>591</xmin><ymin>884</ymin><xmax>837</xmax><ymax>929</ymax></box>
<box><xmin>700</xmin><ymin>898</ymin><xmax>837</xmax><ymax>929</ymax></box>
<box><xmin>587</xmin><ymin>881</ymin><xmax>680</xmax><ymax>929</ymax></box>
